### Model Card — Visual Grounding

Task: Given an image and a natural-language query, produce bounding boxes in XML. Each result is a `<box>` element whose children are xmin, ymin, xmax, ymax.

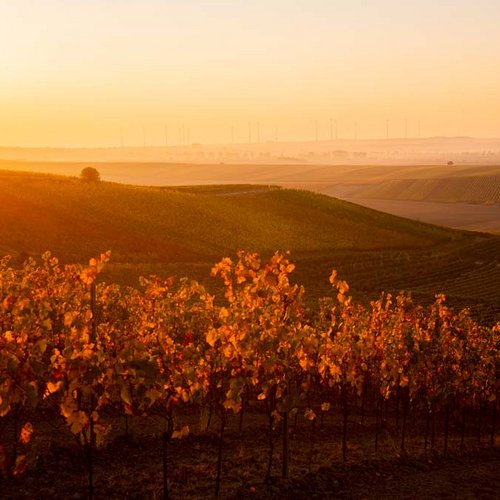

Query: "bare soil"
<box><xmin>2</xmin><ymin>408</ymin><xmax>498</xmax><ymax>499</ymax></box>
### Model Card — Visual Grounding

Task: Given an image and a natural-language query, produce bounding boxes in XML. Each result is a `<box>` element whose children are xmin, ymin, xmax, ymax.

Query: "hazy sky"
<box><xmin>1</xmin><ymin>0</ymin><xmax>500</xmax><ymax>146</ymax></box>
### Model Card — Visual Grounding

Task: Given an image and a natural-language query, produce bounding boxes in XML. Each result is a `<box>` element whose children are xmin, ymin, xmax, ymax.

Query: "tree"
<box><xmin>80</xmin><ymin>167</ymin><xmax>101</xmax><ymax>183</ymax></box>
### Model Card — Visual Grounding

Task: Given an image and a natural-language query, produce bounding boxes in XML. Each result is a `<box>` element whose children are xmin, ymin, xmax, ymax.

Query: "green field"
<box><xmin>1</xmin><ymin>169</ymin><xmax>499</xmax><ymax>322</ymax></box>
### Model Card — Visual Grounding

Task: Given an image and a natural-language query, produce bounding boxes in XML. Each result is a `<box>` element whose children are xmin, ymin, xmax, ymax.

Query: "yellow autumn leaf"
<box><xmin>222</xmin><ymin>343</ymin><xmax>233</xmax><ymax>359</ymax></box>
<box><xmin>66</xmin><ymin>410</ymin><xmax>89</xmax><ymax>435</ymax></box>
<box><xmin>299</xmin><ymin>356</ymin><xmax>312</xmax><ymax>370</ymax></box>
<box><xmin>176</xmin><ymin>387</ymin><xmax>190</xmax><ymax>403</ymax></box>
<box><xmin>320</xmin><ymin>402</ymin><xmax>331</xmax><ymax>412</ymax></box>
<box><xmin>338</xmin><ymin>280</ymin><xmax>349</xmax><ymax>294</ymax></box>
<box><xmin>304</xmin><ymin>408</ymin><xmax>316</xmax><ymax>421</ymax></box>
<box><xmin>206</xmin><ymin>329</ymin><xmax>218</xmax><ymax>347</ymax></box>
<box><xmin>329</xmin><ymin>270</ymin><xmax>338</xmax><ymax>284</ymax></box>
<box><xmin>44</xmin><ymin>381</ymin><xmax>62</xmax><ymax>398</ymax></box>
<box><xmin>120</xmin><ymin>385</ymin><xmax>132</xmax><ymax>405</ymax></box>
<box><xmin>80</xmin><ymin>269</ymin><xmax>95</xmax><ymax>285</ymax></box>
<box><xmin>12</xmin><ymin>455</ymin><xmax>27</xmax><ymax>476</ymax></box>
<box><xmin>223</xmin><ymin>398</ymin><xmax>242</xmax><ymax>412</ymax></box>
<box><xmin>64</xmin><ymin>312</ymin><xmax>75</xmax><ymax>327</ymax></box>
<box><xmin>172</xmin><ymin>425</ymin><xmax>190</xmax><ymax>439</ymax></box>
<box><xmin>19</xmin><ymin>422</ymin><xmax>33</xmax><ymax>444</ymax></box>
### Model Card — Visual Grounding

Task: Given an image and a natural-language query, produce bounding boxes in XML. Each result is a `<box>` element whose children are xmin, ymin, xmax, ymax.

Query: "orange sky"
<box><xmin>1</xmin><ymin>0</ymin><xmax>500</xmax><ymax>147</ymax></box>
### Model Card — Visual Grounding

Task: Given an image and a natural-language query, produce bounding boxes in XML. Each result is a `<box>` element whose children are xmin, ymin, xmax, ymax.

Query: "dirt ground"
<box><xmin>1</xmin><ymin>409</ymin><xmax>498</xmax><ymax>499</ymax></box>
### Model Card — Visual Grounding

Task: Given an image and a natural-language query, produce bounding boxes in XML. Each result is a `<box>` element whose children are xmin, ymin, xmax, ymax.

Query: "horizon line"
<box><xmin>1</xmin><ymin>135</ymin><xmax>500</xmax><ymax>150</ymax></box>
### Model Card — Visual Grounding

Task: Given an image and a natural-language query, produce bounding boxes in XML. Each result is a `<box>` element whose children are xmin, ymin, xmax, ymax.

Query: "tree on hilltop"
<box><xmin>80</xmin><ymin>167</ymin><xmax>101</xmax><ymax>182</ymax></box>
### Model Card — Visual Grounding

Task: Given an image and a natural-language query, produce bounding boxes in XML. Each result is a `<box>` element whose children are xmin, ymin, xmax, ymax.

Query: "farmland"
<box><xmin>4</xmin><ymin>1</ymin><xmax>500</xmax><ymax>497</ymax></box>
<box><xmin>0</xmin><ymin>251</ymin><xmax>498</xmax><ymax>499</ymax></box>
<box><xmin>0</xmin><ymin>170</ymin><xmax>499</xmax><ymax>499</ymax></box>
<box><xmin>1</xmin><ymin>170</ymin><xmax>500</xmax><ymax>321</ymax></box>
<box><xmin>1</xmin><ymin>159</ymin><xmax>498</xmax><ymax>233</ymax></box>
<box><xmin>353</xmin><ymin>175</ymin><xmax>500</xmax><ymax>204</ymax></box>
<box><xmin>335</xmin><ymin>198</ymin><xmax>500</xmax><ymax>233</ymax></box>
<box><xmin>0</xmin><ymin>170</ymin><xmax>499</xmax><ymax>323</ymax></box>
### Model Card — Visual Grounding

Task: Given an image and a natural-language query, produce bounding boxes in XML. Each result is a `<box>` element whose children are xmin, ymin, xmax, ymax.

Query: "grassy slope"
<box><xmin>0</xmin><ymin>170</ymin><xmax>498</xmax><ymax>321</ymax></box>
<box><xmin>0</xmin><ymin>170</ymin><xmax>460</xmax><ymax>261</ymax></box>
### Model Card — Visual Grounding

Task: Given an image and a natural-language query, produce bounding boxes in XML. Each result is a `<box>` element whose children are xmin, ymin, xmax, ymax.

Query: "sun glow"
<box><xmin>1</xmin><ymin>0</ymin><xmax>500</xmax><ymax>146</ymax></box>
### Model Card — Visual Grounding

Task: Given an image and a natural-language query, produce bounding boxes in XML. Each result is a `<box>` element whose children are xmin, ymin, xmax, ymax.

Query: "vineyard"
<box><xmin>292</xmin><ymin>236</ymin><xmax>500</xmax><ymax>325</ymax></box>
<box><xmin>0</xmin><ymin>251</ymin><xmax>498</xmax><ymax>498</ymax></box>
<box><xmin>2</xmin><ymin>171</ymin><xmax>500</xmax><ymax>326</ymax></box>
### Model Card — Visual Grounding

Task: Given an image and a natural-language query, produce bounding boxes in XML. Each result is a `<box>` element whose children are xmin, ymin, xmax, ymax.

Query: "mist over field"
<box><xmin>1</xmin><ymin>143</ymin><xmax>498</xmax><ymax>232</ymax></box>
<box><xmin>2</xmin><ymin>136</ymin><xmax>500</xmax><ymax>165</ymax></box>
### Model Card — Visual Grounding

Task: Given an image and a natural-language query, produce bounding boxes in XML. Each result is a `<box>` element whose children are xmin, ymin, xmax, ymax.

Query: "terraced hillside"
<box><xmin>0</xmin><ymin>170</ymin><xmax>499</xmax><ymax>322</ymax></box>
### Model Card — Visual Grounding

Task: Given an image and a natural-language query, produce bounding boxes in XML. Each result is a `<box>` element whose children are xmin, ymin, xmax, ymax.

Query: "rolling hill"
<box><xmin>1</xmin><ymin>160</ymin><xmax>498</xmax><ymax>233</ymax></box>
<box><xmin>1</xmin><ymin>170</ymin><xmax>499</xmax><ymax>322</ymax></box>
